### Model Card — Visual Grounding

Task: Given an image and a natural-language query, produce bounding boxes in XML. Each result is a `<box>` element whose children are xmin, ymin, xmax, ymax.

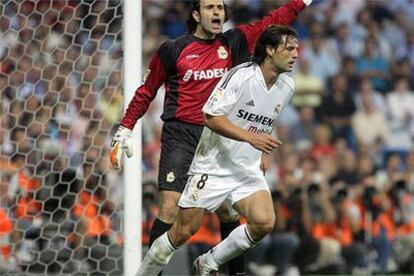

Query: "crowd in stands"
<box><xmin>1</xmin><ymin>1</ymin><xmax>123</xmax><ymax>274</ymax></box>
<box><xmin>1</xmin><ymin>0</ymin><xmax>414</xmax><ymax>275</ymax></box>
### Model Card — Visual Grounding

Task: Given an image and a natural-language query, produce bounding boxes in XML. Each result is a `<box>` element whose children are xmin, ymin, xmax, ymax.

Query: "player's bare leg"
<box><xmin>148</xmin><ymin>190</ymin><xmax>181</xmax><ymax>249</ymax></box>
<box><xmin>233</xmin><ymin>190</ymin><xmax>275</xmax><ymax>241</ymax></box>
<box><xmin>158</xmin><ymin>190</ymin><xmax>181</xmax><ymax>224</ymax></box>
<box><xmin>169</xmin><ymin>207</ymin><xmax>205</xmax><ymax>245</ymax></box>
<box><xmin>215</xmin><ymin>205</ymin><xmax>246</xmax><ymax>275</ymax></box>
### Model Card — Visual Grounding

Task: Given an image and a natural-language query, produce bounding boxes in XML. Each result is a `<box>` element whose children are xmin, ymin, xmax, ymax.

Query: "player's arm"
<box><xmin>203</xmin><ymin>68</ymin><xmax>282</xmax><ymax>153</ymax></box>
<box><xmin>237</xmin><ymin>0</ymin><xmax>312</xmax><ymax>53</ymax></box>
<box><xmin>204</xmin><ymin>114</ymin><xmax>282</xmax><ymax>154</ymax></box>
<box><xmin>110</xmin><ymin>49</ymin><xmax>167</xmax><ymax>169</ymax></box>
<box><xmin>120</xmin><ymin>52</ymin><xmax>167</xmax><ymax>130</ymax></box>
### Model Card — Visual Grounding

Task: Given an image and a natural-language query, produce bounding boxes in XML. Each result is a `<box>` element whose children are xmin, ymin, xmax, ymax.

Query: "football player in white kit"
<box><xmin>136</xmin><ymin>25</ymin><xmax>299</xmax><ymax>276</ymax></box>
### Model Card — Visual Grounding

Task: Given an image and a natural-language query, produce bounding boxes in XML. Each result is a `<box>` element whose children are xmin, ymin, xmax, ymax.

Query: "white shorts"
<box><xmin>178</xmin><ymin>172</ymin><xmax>270</xmax><ymax>213</ymax></box>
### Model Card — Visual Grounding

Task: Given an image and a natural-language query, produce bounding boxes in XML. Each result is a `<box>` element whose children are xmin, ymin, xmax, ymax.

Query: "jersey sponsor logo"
<box><xmin>217</xmin><ymin>46</ymin><xmax>228</xmax><ymax>59</ymax></box>
<box><xmin>183</xmin><ymin>68</ymin><xmax>228</xmax><ymax>82</ymax></box>
<box><xmin>236</xmin><ymin>109</ymin><xmax>276</xmax><ymax>127</ymax></box>
<box><xmin>248</xmin><ymin>126</ymin><xmax>272</xmax><ymax>134</ymax></box>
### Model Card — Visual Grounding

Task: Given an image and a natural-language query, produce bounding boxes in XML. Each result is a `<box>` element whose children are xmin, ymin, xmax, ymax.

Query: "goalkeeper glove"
<box><xmin>110</xmin><ymin>125</ymin><xmax>133</xmax><ymax>169</ymax></box>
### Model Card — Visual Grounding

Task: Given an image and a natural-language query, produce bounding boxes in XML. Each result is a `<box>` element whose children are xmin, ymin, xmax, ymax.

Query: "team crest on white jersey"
<box><xmin>274</xmin><ymin>104</ymin><xmax>282</xmax><ymax>115</ymax></box>
<box><xmin>217</xmin><ymin>46</ymin><xmax>228</xmax><ymax>59</ymax></box>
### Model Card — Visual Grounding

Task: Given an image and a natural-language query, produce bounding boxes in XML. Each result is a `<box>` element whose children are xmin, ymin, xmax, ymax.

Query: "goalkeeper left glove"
<box><xmin>110</xmin><ymin>125</ymin><xmax>133</xmax><ymax>170</ymax></box>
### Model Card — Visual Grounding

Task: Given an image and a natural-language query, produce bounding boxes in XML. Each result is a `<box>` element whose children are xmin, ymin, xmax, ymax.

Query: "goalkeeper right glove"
<box><xmin>110</xmin><ymin>125</ymin><xmax>133</xmax><ymax>169</ymax></box>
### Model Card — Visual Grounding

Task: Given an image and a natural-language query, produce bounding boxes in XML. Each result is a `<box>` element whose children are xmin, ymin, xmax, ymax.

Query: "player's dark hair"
<box><xmin>253</xmin><ymin>25</ymin><xmax>297</xmax><ymax>65</ymax></box>
<box><xmin>186</xmin><ymin>0</ymin><xmax>230</xmax><ymax>34</ymax></box>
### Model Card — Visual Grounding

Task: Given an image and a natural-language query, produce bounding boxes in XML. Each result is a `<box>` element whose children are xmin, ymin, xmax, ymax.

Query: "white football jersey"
<box><xmin>188</xmin><ymin>62</ymin><xmax>295</xmax><ymax>177</ymax></box>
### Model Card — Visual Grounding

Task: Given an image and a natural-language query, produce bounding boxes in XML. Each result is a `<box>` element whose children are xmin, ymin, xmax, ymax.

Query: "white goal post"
<box><xmin>123</xmin><ymin>0</ymin><xmax>143</xmax><ymax>275</ymax></box>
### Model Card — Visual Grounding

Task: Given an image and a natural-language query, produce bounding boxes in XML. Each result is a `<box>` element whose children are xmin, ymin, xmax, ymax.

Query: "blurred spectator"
<box><xmin>295</xmin><ymin>182</ymin><xmax>342</xmax><ymax>274</ymax></box>
<box><xmin>366</xmin><ymin>21</ymin><xmax>392</xmax><ymax>61</ymax></box>
<box><xmin>376</xmin><ymin>153</ymin><xmax>405</xmax><ymax>192</ymax></box>
<box><xmin>356</xmin><ymin>177</ymin><xmax>395</xmax><ymax>273</ymax></box>
<box><xmin>289</xmin><ymin>106</ymin><xmax>316</xmax><ymax>149</ymax></box>
<box><xmin>354</xmin><ymin>77</ymin><xmax>387</xmax><ymax>112</ymax></box>
<box><xmin>317</xmin><ymin>73</ymin><xmax>356</xmax><ymax>139</ymax></box>
<box><xmin>340</xmin><ymin>56</ymin><xmax>361</xmax><ymax>94</ymax></box>
<box><xmin>356</xmin><ymin>38</ymin><xmax>390</xmax><ymax>93</ymax></box>
<box><xmin>365</xmin><ymin>1</ymin><xmax>394</xmax><ymax>24</ymax></box>
<box><xmin>382</xmin><ymin>9</ymin><xmax>408</xmax><ymax>53</ymax></box>
<box><xmin>331</xmin><ymin>150</ymin><xmax>359</xmax><ymax>187</ymax></box>
<box><xmin>160</xmin><ymin>1</ymin><xmax>187</xmax><ymax>39</ymax></box>
<box><xmin>302</xmin><ymin>23</ymin><xmax>340</xmax><ymax>84</ymax></box>
<box><xmin>327</xmin><ymin>21</ymin><xmax>363</xmax><ymax>59</ymax></box>
<box><xmin>395</xmin><ymin>31</ymin><xmax>414</xmax><ymax>70</ymax></box>
<box><xmin>142</xmin><ymin>20</ymin><xmax>168</xmax><ymax>67</ymax></box>
<box><xmin>352</xmin><ymin>85</ymin><xmax>390</xmax><ymax>148</ymax></box>
<box><xmin>386</xmin><ymin>78</ymin><xmax>414</xmax><ymax>150</ymax></box>
<box><xmin>350</xmin><ymin>8</ymin><xmax>372</xmax><ymax>42</ymax></box>
<box><xmin>310</xmin><ymin>124</ymin><xmax>335</xmax><ymax>161</ymax></box>
<box><xmin>292</xmin><ymin>59</ymin><xmax>324</xmax><ymax>108</ymax></box>
<box><xmin>331</xmin><ymin>185</ymin><xmax>369</xmax><ymax>273</ymax></box>
<box><xmin>391</xmin><ymin>58</ymin><xmax>414</xmax><ymax>90</ymax></box>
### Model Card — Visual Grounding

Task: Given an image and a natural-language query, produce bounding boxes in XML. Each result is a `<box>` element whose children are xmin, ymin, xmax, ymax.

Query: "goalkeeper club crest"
<box><xmin>217</xmin><ymin>46</ymin><xmax>228</xmax><ymax>59</ymax></box>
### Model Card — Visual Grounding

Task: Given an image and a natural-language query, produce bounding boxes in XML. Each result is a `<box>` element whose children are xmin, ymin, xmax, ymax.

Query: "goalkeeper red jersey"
<box><xmin>121</xmin><ymin>0</ymin><xmax>305</xmax><ymax>128</ymax></box>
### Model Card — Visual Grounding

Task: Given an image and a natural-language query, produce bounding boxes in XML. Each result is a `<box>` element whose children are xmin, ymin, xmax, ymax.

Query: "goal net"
<box><xmin>1</xmin><ymin>0</ymin><xmax>125</xmax><ymax>274</ymax></box>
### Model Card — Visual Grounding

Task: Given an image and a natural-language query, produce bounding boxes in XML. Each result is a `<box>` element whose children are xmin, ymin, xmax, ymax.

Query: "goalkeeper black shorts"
<box><xmin>158</xmin><ymin>120</ymin><xmax>203</xmax><ymax>193</ymax></box>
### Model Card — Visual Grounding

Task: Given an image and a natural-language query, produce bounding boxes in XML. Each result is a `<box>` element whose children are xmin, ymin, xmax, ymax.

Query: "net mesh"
<box><xmin>1</xmin><ymin>0</ymin><xmax>124</xmax><ymax>274</ymax></box>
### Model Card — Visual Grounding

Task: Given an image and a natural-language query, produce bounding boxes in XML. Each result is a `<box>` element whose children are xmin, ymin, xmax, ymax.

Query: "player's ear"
<box><xmin>266</xmin><ymin>45</ymin><xmax>275</xmax><ymax>57</ymax></box>
<box><xmin>192</xmin><ymin>10</ymin><xmax>200</xmax><ymax>23</ymax></box>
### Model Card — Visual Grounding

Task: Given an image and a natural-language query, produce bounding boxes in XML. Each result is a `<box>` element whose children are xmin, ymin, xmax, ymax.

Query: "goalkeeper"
<box><xmin>110</xmin><ymin>0</ymin><xmax>312</xmax><ymax>274</ymax></box>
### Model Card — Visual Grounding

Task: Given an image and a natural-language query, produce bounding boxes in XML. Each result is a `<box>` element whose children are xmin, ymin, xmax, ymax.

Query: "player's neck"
<box><xmin>260</xmin><ymin>63</ymin><xmax>279</xmax><ymax>90</ymax></box>
<box><xmin>193</xmin><ymin>28</ymin><xmax>217</xmax><ymax>40</ymax></box>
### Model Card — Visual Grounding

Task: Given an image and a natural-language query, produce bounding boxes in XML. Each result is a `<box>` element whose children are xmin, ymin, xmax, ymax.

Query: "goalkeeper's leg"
<box><xmin>148</xmin><ymin>190</ymin><xmax>180</xmax><ymax>247</ymax></box>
